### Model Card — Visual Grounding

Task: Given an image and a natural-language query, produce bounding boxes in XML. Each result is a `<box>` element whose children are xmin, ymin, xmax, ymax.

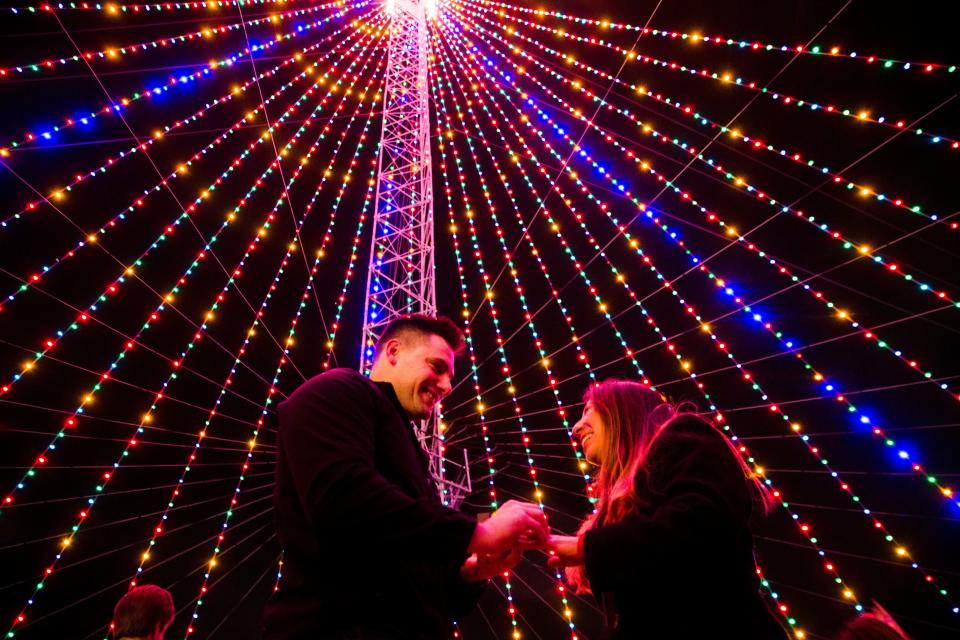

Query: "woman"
<box><xmin>548</xmin><ymin>379</ymin><xmax>787</xmax><ymax>638</ymax></box>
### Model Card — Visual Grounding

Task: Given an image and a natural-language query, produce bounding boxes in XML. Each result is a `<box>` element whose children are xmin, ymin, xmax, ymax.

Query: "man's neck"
<box><xmin>368</xmin><ymin>361</ymin><xmax>388</xmax><ymax>382</ymax></box>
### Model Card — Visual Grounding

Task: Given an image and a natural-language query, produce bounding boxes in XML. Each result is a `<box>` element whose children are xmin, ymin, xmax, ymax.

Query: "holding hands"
<box><xmin>462</xmin><ymin>500</ymin><xmax>547</xmax><ymax>581</ymax></box>
<box><xmin>461</xmin><ymin>501</ymin><xmax>584</xmax><ymax>582</ymax></box>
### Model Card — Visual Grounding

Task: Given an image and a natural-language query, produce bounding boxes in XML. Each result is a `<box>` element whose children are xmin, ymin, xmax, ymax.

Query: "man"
<box><xmin>111</xmin><ymin>584</ymin><xmax>175</xmax><ymax>640</ymax></box>
<box><xmin>263</xmin><ymin>314</ymin><xmax>546</xmax><ymax>639</ymax></box>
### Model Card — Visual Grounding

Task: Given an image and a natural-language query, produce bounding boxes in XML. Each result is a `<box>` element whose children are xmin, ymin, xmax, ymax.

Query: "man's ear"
<box><xmin>385</xmin><ymin>338</ymin><xmax>402</xmax><ymax>366</ymax></box>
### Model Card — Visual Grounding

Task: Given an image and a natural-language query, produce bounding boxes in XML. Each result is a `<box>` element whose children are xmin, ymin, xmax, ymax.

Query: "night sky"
<box><xmin>0</xmin><ymin>1</ymin><xmax>958</xmax><ymax>638</ymax></box>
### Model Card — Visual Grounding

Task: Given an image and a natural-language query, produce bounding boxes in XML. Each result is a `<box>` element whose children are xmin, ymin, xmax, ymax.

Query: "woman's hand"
<box><xmin>546</xmin><ymin>534</ymin><xmax>583</xmax><ymax>569</ymax></box>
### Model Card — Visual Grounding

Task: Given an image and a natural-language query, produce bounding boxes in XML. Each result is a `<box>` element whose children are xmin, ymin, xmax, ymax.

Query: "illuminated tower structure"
<box><xmin>361</xmin><ymin>0</ymin><xmax>469</xmax><ymax>506</ymax></box>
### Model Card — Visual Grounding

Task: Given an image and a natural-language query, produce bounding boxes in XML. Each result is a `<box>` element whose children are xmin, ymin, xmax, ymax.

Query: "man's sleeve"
<box><xmin>582</xmin><ymin>417</ymin><xmax>749</xmax><ymax>593</ymax></box>
<box><xmin>279</xmin><ymin>371</ymin><xmax>476</xmax><ymax>565</ymax></box>
<box><xmin>444</xmin><ymin>566</ymin><xmax>488</xmax><ymax>617</ymax></box>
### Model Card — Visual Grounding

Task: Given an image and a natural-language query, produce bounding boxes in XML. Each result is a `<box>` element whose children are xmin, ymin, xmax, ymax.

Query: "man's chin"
<box><xmin>410</xmin><ymin>405</ymin><xmax>433</xmax><ymax>421</ymax></box>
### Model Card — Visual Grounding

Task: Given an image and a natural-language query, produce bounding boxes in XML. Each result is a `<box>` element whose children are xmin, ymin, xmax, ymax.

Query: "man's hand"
<box><xmin>546</xmin><ymin>534</ymin><xmax>583</xmax><ymax>570</ymax></box>
<box><xmin>469</xmin><ymin>500</ymin><xmax>548</xmax><ymax>557</ymax></box>
<box><xmin>459</xmin><ymin>546</ymin><xmax>522</xmax><ymax>582</ymax></box>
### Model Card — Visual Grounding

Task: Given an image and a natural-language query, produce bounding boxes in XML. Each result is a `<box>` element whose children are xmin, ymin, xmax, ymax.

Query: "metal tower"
<box><xmin>361</xmin><ymin>0</ymin><xmax>470</xmax><ymax>506</ymax></box>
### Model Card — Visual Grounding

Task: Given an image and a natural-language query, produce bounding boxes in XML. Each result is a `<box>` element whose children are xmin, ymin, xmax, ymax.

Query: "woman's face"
<box><xmin>573</xmin><ymin>401</ymin><xmax>606</xmax><ymax>465</ymax></box>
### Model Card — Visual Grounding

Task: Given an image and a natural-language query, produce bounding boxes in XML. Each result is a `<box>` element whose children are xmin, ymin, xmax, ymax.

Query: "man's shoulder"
<box><xmin>284</xmin><ymin>368</ymin><xmax>377</xmax><ymax>406</ymax></box>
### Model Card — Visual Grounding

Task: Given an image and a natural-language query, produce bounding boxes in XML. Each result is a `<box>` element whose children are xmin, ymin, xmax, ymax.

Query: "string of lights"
<box><xmin>435</xmin><ymin>19</ymin><xmax>870</xmax><ymax>632</ymax></box>
<box><xmin>470</xmin><ymin>30</ymin><xmax>960</xmax><ymax>528</ymax></box>
<box><xmin>453</xmin><ymin>3</ymin><xmax>960</xmax><ymax>271</ymax></box>
<box><xmin>452</xmin><ymin>4</ymin><xmax>953</xmax><ymax>312</ymax></box>
<box><xmin>463</xmin><ymin>1</ymin><xmax>960</xmax><ymax>151</ymax></box>
<box><xmin>0</xmin><ymin>1</ymin><xmax>956</xmax><ymax>637</ymax></box>
<box><xmin>431</xmin><ymin>52</ymin><xmax>526</xmax><ymax>639</ymax></box>
<box><xmin>46</xmin><ymin>1</ymin><xmax>372</xmax><ymax>378</ymax></box>
<box><xmin>456</xmin><ymin>2</ymin><xmax>959</xmax><ymax>238</ymax></box>
<box><xmin>8</xmin><ymin>0</ymin><xmax>316</xmax><ymax>14</ymax></box>
<box><xmin>433</xmin><ymin>16</ymin><xmax>958</xmax><ymax>615</ymax></box>
<box><xmin>431</xmin><ymin>21</ymin><xmax>594</xmax><ymax>486</ymax></box>
<box><xmin>448</xmin><ymin>1</ymin><xmax>960</xmax><ymax>313</ymax></box>
<box><xmin>0</xmin><ymin>16</ymin><xmax>384</xmax><ymax>444</ymax></box>
<box><xmin>434</xmin><ymin>96</ymin><xmax>571</xmax><ymax>640</ymax></box>
<box><xmin>431</xmin><ymin>33</ymin><xmax>587</xmax><ymax>637</ymax></box>
<box><xmin>3</xmin><ymin>30</ymin><xmax>388</xmax><ymax>636</ymax></box>
<box><xmin>1</xmin><ymin>15</ymin><xmax>372</xmax><ymax>331</ymax></box>
<box><xmin>464</xmin><ymin>0</ymin><xmax>959</xmax><ymax>75</ymax></box>
<box><xmin>0</xmin><ymin>0</ymin><xmax>351</xmax><ymax>80</ymax></box>
<box><xmin>0</xmin><ymin>0</ymin><xmax>372</xmax><ymax>154</ymax></box>
<box><xmin>0</xmin><ymin>25</ymin><xmax>387</xmax><ymax>520</ymax></box>
<box><xmin>445</xmin><ymin>5</ymin><xmax>960</xmax><ymax>501</ymax></box>
<box><xmin>9</xmin><ymin>497</ymin><xmax>276</xmax><ymax>636</ymax></box>
<box><xmin>0</xmin><ymin>21</ymin><xmax>360</xmax><ymax>230</ymax></box>
<box><xmin>127</xmin><ymin>26</ymin><xmax>385</xmax><ymax>599</ymax></box>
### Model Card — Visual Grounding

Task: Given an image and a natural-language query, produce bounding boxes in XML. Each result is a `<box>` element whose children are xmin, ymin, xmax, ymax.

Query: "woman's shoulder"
<box><xmin>645</xmin><ymin>414</ymin><xmax>742</xmax><ymax>479</ymax></box>
<box><xmin>656</xmin><ymin>413</ymin><xmax>726</xmax><ymax>447</ymax></box>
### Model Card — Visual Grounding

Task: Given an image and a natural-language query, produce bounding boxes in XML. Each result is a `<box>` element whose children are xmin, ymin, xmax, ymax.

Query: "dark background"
<box><xmin>0</xmin><ymin>1</ymin><xmax>958</xmax><ymax>638</ymax></box>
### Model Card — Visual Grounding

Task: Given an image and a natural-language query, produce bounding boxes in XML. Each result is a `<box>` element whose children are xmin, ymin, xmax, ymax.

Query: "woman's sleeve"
<box><xmin>582</xmin><ymin>417</ymin><xmax>749</xmax><ymax>593</ymax></box>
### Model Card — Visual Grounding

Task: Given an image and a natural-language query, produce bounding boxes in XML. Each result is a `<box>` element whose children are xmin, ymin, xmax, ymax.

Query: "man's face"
<box><xmin>383</xmin><ymin>333</ymin><xmax>455</xmax><ymax>420</ymax></box>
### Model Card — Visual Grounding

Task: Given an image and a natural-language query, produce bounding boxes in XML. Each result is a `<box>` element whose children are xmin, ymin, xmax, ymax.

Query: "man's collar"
<box><xmin>372</xmin><ymin>379</ymin><xmax>412</xmax><ymax>422</ymax></box>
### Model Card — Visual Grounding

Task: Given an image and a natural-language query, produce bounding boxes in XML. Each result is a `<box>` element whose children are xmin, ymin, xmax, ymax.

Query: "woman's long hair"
<box><xmin>565</xmin><ymin>379</ymin><xmax>771</xmax><ymax>594</ymax></box>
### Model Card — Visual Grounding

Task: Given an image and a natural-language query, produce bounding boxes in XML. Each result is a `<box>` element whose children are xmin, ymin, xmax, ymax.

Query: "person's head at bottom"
<box><xmin>369</xmin><ymin>314</ymin><xmax>465</xmax><ymax>419</ymax></box>
<box><xmin>834</xmin><ymin>602</ymin><xmax>912</xmax><ymax>640</ymax></box>
<box><xmin>111</xmin><ymin>584</ymin><xmax>174</xmax><ymax>640</ymax></box>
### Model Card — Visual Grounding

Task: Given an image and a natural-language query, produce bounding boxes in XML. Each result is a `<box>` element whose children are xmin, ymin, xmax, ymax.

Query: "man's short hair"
<box><xmin>374</xmin><ymin>314</ymin><xmax>465</xmax><ymax>359</ymax></box>
<box><xmin>112</xmin><ymin>584</ymin><xmax>174</xmax><ymax>638</ymax></box>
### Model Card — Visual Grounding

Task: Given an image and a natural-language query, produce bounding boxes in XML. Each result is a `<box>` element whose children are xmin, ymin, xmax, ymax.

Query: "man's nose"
<box><xmin>438</xmin><ymin>374</ymin><xmax>452</xmax><ymax>397</ymax></box>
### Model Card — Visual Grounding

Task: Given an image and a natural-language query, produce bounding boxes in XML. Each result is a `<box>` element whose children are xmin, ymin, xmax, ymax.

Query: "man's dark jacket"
<box><xmin>263</xmin><ymin>368</ymin><xmax>480</xmax><ymax>639</ymax></box>
<box><xmin>582</xmin><ymin>415</ymin><xmax>788</xmax><ymax>639</ymax></box>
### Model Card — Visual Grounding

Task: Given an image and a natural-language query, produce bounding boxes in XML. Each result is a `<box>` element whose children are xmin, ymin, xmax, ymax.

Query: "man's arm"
<box><xmin>280</xmin><ymin>371</ymin><xmax>546</xmax><ymax>565</ymax></box>
<box><xmin>280</xmin><ymin>371</ymin><xmax>476</xmax><ymax>565</ymax></box>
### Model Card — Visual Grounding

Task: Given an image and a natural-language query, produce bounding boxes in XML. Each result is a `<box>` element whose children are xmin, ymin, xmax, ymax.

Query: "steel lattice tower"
<box><xmin>361</xmin><ymin>0</ymin><xmax>469</xmax><ymax>505</ymax></box>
